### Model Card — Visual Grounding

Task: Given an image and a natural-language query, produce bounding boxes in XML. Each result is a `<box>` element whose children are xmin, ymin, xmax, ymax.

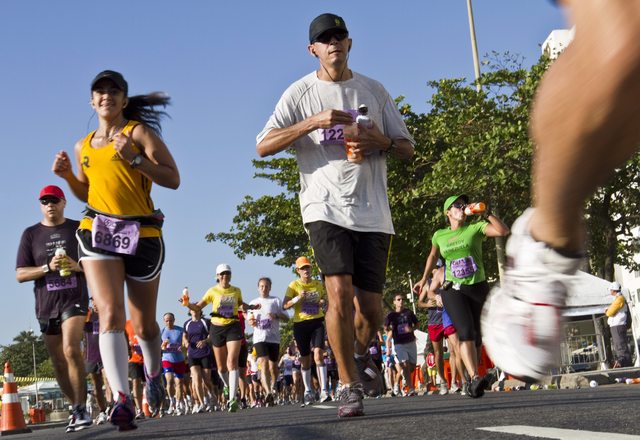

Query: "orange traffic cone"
<box><xmin>1</xmin><ymin>362</ymin><xmax>31</xmax><ymax>436</ymax></box>
<box><xmin>142</xmin><ymin>387</ymin><xmax>151</xmax><ymax>417</ymax></box>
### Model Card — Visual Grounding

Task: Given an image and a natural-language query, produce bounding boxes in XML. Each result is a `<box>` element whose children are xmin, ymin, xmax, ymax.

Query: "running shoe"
<box><xmin>228</xmin><ymin>399</ymin><xmax>239</xmax><ymax>413</ymax></box>
<box><xmin>135</xmin><ymin>408</ymin><xmax>145</xmax><ymax>420</ymax></box>
<box><xmin>403</xmin><ymin>388</ymin><xmax>417</xmax><ymax>397</ymax></box>
<box><xmin>337</xmin><ymin>383</ymin><xmax>365</xmax><ymax>418</ymax></box>
<box><xmin>481</xmin><ymin>209</ymin><xmax>583</xmax><ymax>381</ymax></box>
<box><xmin>354</xmin><ymin>353</ymin><xmax>384</xmax><ymax>397</ymax></box>
<box><xmin>460</xmin><ymin>381</ymin><xmax>468</xmax><ymax>396</ymax></box>
<box><xmin>303</xmin><ymin>390</ymin><xmax>315</xmax><ymax>406</ymax></box>
<box><xmin>449</xmin><ymin>383</ymin><xmax>460</xmax><ymax>394</ymax></box>
<box><xmin>95</xmin><ymin>411</ymin><xmax>108</xmax><ymax>425</ymax></box>
<box><xmin>110</xmin><ymin>392</ymin><xmax>137</xmax><ymax>431</ymax></box>
<box><xmin>468</xmin><ymin>375</ymin><xmax>488</xmax><ymax>398</ymax></box>
<box><xmin>265</xmin><ymin>392</ymin><xmax>275</xmax><ymax>407</ymax></box>
<box><xmin>144</xmin><ymin>369</ymin><xmax>166</xmax><ymax>417</ymax></box>
<box><xmin>223</xmin><ymin>386</ymin><xmax>230</xmax><ymax>400</ymax></box>
<box><xmin>320</xmin><ymin>391</ymin><xmax>332</xmax><ymax>403</ymax></box>
<box><xmin>439</xmin><ymin>382</ymin><xmax>449</xmax><ymax>395</ymax></box>
<box><xmin>71</xmin><ymin>405</ymin><xmax>92</xmax><ymax>431</ymax></box>
<box><xmin>66</xmin><ymin>414</ymin><xmax>76</xmax><ymax>433</ymax></box>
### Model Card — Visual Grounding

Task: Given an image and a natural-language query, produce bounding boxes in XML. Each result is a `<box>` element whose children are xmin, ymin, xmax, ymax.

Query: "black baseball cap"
<box><xmin>309</xmin><ymin>13</ymin><xmax>348</xmax><ymax>44</ymax></box>
<box><xmin>90</xmin><ymin>70</ymin><xmax>128</xmax><ymax>95</ymax></box>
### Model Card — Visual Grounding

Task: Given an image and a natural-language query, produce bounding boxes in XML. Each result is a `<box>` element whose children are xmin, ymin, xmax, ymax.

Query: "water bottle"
<box><xmin>356</xmin><ymin>104</ymin><xmax>373</xmax><ymax>129</ymax></box>
<box><xmin>181</xmin><ymin>287</ymin><xmax>190</xmax><ymax>306</ymax></box>
<box><xmin>55</xmin><ymin>247</ymin><xmax>71</xmax><ymax>277</ymax></box>
<box><xmin>464</xmin><ymin>202</ymin><xmax>486</xmax><ymax>216</ymax></box>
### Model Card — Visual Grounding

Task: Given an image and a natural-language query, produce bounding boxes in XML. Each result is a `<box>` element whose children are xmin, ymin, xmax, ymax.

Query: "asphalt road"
<box><xmin>15</xmin><ymin>384</ymin><xmax>640</xmax><ymax>439</ymax></box>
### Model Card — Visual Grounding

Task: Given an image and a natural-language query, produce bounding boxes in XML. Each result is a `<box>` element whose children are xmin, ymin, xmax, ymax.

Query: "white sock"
<box><xmin>229</xmin><ymin>370</ymin><xmax>238</xmax><ymax>400</ymax></box>
<box><xmin>137</xmin><ymin>333</ymin><xmax>162</xmax><ymax>377</ymax></box>
<box><xmin>302</xmin><ymin>368</ymin><xmax>312</xmax><ymax>393</ymax></box>
<box><xmin>99</xmin><ymin>331</ymin><xmax>131</xmax><ymax>398</ymax></box>
<box><xmin>317</xmin><ymin>365</ymin><xmax>328</xmax><ymax>392</ymax></box>
<box><xmin>220</xmin><ymin>371</ymin><xmax>229</xmax><ymax>388</ymax></box>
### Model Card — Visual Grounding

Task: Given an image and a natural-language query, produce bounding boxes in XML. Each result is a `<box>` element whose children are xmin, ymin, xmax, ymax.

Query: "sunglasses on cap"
<box><xmin>314</xmin><ymin>31</ymin><xmax>349</xmax><ymax>44</ymax></box>
<box><xmin>40</xmin><ymin>198</ymin><xmax>61</xmax><ymax>206</ymax></box>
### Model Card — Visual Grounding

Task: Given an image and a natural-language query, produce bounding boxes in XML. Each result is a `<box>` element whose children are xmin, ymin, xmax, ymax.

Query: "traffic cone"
<box><xmin>1</xmin><ymin>362</ymin><xmax>31</xmax><ymax>436</ymax></box>
<box><xmin>142</xmin><ymin>387</ymin><xmax>151</xmax><ymax>417</ymax></box>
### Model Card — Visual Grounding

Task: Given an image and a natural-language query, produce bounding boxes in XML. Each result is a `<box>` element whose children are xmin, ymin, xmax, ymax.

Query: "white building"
<box><xmin>542</xmin><ymin>28</ymin><xmax>575</xmax><ymax>59</ymax></box>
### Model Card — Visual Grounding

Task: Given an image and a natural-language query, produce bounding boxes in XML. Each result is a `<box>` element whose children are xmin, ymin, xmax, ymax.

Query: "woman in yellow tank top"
<box><xmin>51</xmin><ymin>70</ymin><xmax>179</xmax><ymax>431</ymax></box>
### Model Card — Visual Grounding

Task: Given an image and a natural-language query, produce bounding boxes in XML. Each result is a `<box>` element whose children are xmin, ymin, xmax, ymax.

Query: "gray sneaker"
<box><xmin>354</xmin><ymin>353</ymin><xmax>383</xmax><ymax>397</ymax></box>
<box><xmin>337</xmin><ymin>383</ymin><xmax>365</xmax><ymax>418</ymax></box>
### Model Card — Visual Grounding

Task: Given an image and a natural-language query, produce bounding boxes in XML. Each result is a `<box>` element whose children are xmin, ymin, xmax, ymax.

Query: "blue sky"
<box><xmin>0</xmin><ymin>1</ymin><xmax>565</xmax><ymax>346</ymax></box>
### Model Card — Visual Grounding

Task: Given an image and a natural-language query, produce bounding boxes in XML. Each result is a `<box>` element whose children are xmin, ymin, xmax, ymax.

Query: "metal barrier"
<box><xmin>559</xmin><ymin>333</ymin><xmax>607</xmax><ymax>373</ymax></box>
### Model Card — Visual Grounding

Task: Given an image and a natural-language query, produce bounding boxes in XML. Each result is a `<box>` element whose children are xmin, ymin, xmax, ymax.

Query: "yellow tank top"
<box><xmin>285</xmin><ymin>279</ymin><xmax>326</xmax><ymax>323</ymax></box>
<box><xmin>78</xmin><ymin>121</ymin><xmax>160</xmax><ymax>237</ymax></box>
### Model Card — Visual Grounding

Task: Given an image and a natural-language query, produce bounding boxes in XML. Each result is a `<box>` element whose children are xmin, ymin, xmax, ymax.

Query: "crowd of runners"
<box><xmin>15</xmin><ymin>1</ymin><xmax>640</xmax><ymax>434</ymax></box>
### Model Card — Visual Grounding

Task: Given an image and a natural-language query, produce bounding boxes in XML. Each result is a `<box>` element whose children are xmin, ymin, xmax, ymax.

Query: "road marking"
<box><xmin>311</xmin><ymin>405</ymin><xmax>334</xmax><ymax>409</ymax></box>
<box><xmin>478</xmin><ymin>425</ymin><xmax>638</xmax><ymax>439</ymax></box>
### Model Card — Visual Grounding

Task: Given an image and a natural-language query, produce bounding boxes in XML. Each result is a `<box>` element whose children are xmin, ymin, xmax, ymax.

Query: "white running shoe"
<box><xmin>481</xmin><ymin>208</ymin><xmax>583</xmax><ymax>381</ymax></box>
<box><xmin>319</xmin><ymin>391</ymin><xmax>332</xmax><ymax>403</ymax></box>
<box><xmin>95</xmin><ymin>411</ymin><xmax>108</xmax><ymax>425</ymax></box>
<box><xmin>449</xmin><ymin>383</ymin><xmax>460</xmax><ymax>394</ymax></box>
<box><xmin>438</xmin><ymin>382</ymin><xmax>448</xmax><ymax>395</ymax></box>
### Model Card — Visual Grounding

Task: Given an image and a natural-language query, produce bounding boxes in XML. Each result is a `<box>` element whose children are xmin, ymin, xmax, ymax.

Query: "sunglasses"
<box><xmin>219</xmin><ymin>271</ymin><xmax>231</xmax><ymax>276</ymax></box>
<box><xmin>40</xmin><ymin>198</ymin><xmax>61</xmax><ymax>206</ymax></box>
<box><xmin>315</xmin><ymin>31</ymin><xmax>348</xmax><ymax>44</ymax></box>
<box><xmin>450</xmin><ymin>201</ymin><xmax>466</xmax><ymax>210</ymax></box>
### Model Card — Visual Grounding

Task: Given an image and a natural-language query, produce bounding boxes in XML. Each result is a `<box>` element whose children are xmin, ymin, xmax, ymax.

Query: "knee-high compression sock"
<box><xmin>137</xmin><ymin>333</ymin><xmax>163</xmax><ymax>377</ymax></box>
<box><xmin>229</xmin><ymin>369</ymin><xmax>238</xmax><ymax>400</ymax></box>
<box><xmin>99</xmin><ymin>331</ymin><xmax>131</xmax><ymax>399</ymax></box>
<box><xmin>317</xmin><ymin>365</ymin><xmax>328</xmax><ymax>392</ymax></box>
<box><xmin>301</xmin><ymin>368</ymin><xmax>312</xmax><ymax>393</ymax></box>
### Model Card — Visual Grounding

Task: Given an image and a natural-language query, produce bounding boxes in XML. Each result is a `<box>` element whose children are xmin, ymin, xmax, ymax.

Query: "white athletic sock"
<box><xmin>229</xmin><ymin>369</ymin><xmax>238</xmax><ymax>400</ymax></box>
<box><xmin>317</xmin><ymin>365</ymin><xmax>328</xmax><ymax>392</ymax></box>
<box><xmin>220</xmin><ymin>371</ymin><xmax>229</xmax><ymax>388</ymax></box>
<box><xmin>99</xmin><ymin>331</ymin><xmax>131</xmax><ymax>398</ymax></box>
<box><xmin>302</xmin><ymin>368</ymin><xmax>312</xmax><ymax>393</ymax></box>
<box><xmin>137</xmin><ymin>333</ymin><xmax>162</xmax><ymax>377</ymax></box>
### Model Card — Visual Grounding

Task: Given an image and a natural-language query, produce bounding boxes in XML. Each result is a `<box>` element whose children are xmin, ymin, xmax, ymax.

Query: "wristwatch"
<box><xmin>42</xmin><ymin>263</ymin><xmax>50</xmax><ymax>274</ymax></box>
<box><xmin>130</xmin><ymin>154</ymin><xmax>143</xmax><ymax>168</ymax></box>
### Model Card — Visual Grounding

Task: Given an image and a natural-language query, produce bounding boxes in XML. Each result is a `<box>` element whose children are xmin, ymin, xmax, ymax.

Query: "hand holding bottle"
<box><xmin>180</xmin><ymin>287</ymin><xmax>190</xmax><ymax>306</ymax></box>
<box><xmin>464</xmin><ymin>202</ymin><xmax>486</xmax><ymax>216</ymax></box>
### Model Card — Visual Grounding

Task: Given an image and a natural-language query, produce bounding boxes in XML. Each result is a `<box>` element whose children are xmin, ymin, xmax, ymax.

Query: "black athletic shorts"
<box><xmin>188</xmin><ymin>353</ymin><xmax>214</xmax><ymax>369</ymax></box>
<box><xmin>306</xmin><ymin>221</ymin><xmax>390</xmax><ymax>293</ymax></box>
<box><xmin>210</xmin><ymin>321</ymin><xmax>243</xmax><ymax>347</ymax></box>
<box><xmin>254</xmin><ymin>342</ymin><xmax>280</xmax><ymax>363</ymax></box>
<box><xmin>85</xmin><ymin>361</ymin><xmax>103</xmax><ymax>375</ymax></box>
<box><xmin>39</xmin><ymin>304</ymin><xmax>87</xmax><ymax>335</ymax></box>
<box><xmin>293</xmin><ymin>318</ymin><xmax>325</xmax><ymax>357</ymax></box>
<box><xmin>76</xmin><ymin>229</ymin><xmax>164</xmax><ymax>282</ymax></box>
<box><xmin>441</xmin><ymin>281</ymin><xmax>490</xmax><ymax>343</ymax></box>
<box><xmin>128</xmin><ymin>362</ymin><xmax>145</xmax><ymax>380</ymax></box>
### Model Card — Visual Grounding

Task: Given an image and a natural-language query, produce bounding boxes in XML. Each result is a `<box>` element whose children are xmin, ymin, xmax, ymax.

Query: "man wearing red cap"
<box><xmin>16</xmin><ymin>185</ymin><xmax>91</xmax><ymax>433</ymax></box>
<box><xmin>257</xmin><ymin>13</ymin><xmax>414</xmax><ymax>417</ymax></box>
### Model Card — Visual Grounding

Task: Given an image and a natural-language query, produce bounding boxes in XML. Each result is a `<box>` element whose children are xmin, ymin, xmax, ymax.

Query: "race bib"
<box><xmin>45</xmin><ymin>273</ymin><xmax>78</xmax><ymax>292</ymax></box>
<box><xmin>450</xmin><ymin>256</ymin><xmax>478</xmax><ymax>279</ymax></box>
<box><xmin>369</xmin><ymin>346</ymin><xmax>379</xmax><ymax>355</ymax></box>
<box><xmin>301</xmin><ymin>301</ymin><xmax>320</xmax><ymax>316</ymax></box>
<box><xmin>319</xmin><ymin>109</ymin><xmax>358</xmax><ymax>145</ymax></box>
<box><xmin>217</xmin><ymin>305</ymin><xmax>234</xmax><ymax>318</ymax></box>
<box><xmin>398</xmin><ymin>323</ymin><xmax>411</xmax><ymax>334</ymax></box>
<box><xmin>165</xmin><ymin>342</ymin><xmax>181</xmax><ymax>353</ymax></box>
<box><xmin>258</xmin><ymin>318</ymin><xmax>272</xmax><ymax>330</ymax></box>
<box><xmin>92</xmin><ymin>214</ymin><xmax>140</xmax><ymax>255</ymax></box>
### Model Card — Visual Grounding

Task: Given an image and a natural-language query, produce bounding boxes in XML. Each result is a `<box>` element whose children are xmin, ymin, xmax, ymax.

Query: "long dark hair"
<box><xmin>123</xmin><ymin>92</ymin><xmax>171</xmax><ymax>136</ymax></box>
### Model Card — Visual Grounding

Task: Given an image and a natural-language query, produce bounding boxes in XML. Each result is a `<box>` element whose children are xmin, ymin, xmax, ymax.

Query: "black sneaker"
<box><xmin>468</xmin><ymin>375</ymin><xmax>488</xmax><ymax>398</ymax></box>
<box><xmin>65</xmin><ymin>414</ymin><xmax>75</xmax><ymax>433</ymax></box>
<box><xmin>354</xmin><ymin>352</ymin><xmax>383</xmax><ymax>397</ymax></box>
<box><xmin>73</xmin><ymin>405</ymin><xmax>93</xmax><ymax>430</ymax></box>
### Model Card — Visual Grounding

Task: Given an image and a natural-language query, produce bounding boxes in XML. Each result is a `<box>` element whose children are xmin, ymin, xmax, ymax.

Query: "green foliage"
<box><xmin>0</xmin><ymin>330</ymin><xmax>49</xmax><ymax>377</ymax></box>
<box><xmin>209</xmin><ymin>51</ymin><xmax>640</xmax><ymax>303</ymax></box>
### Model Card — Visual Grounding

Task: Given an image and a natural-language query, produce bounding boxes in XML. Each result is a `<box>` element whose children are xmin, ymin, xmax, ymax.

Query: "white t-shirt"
<box><xmin>257</xmin><ymin>71</ymin><xmax>414</xmax><ymax>234</ymax></box>
<box><xmin>249</xmin><ymin>296</ymin><xmax>284</xmax><ymax>344</ymax></box>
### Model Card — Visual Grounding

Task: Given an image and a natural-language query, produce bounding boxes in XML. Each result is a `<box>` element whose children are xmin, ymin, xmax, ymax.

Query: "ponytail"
<box><xmin>123</xmin><ymin>92</ymin><xmax>171</xmax><ymax>136</ymax></box>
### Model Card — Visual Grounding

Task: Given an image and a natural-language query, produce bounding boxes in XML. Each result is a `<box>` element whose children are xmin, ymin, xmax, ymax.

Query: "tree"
<box><xmin>208</xmin><ymin>52</ymin><xmax>640</xmax><ymax>303</ymax></box>
<box><xmin>0</xmin><ymin>330</ymin><xmax>49</xmax><ymax>377</ymax></box>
